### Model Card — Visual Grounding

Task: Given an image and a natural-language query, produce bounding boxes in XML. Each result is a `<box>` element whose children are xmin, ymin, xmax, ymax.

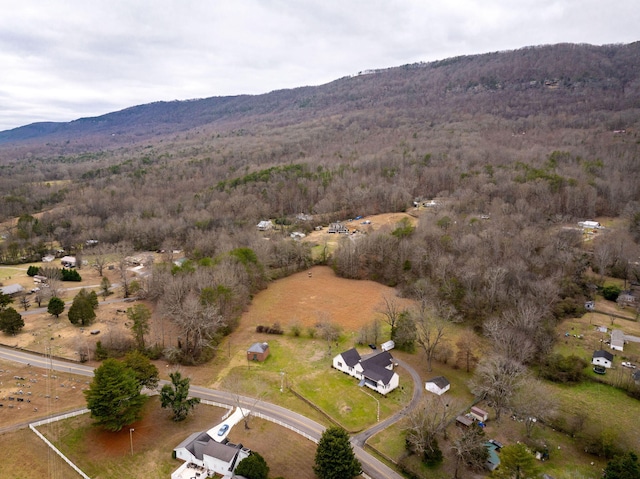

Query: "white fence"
<box><xmin>29</xmin><ymin>409</ymin><xmax>92</xmax><ymax>479</ymax></box>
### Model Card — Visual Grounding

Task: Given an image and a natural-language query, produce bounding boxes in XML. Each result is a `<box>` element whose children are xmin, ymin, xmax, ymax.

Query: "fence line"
<box><xmin>30</xmin><ymin>409</ymin><xmax>91</xmax><ymax>479</ymax></box>
<box><xmin>251</xmin><ymin>411</ymin><xmax>319</xmax><ymax>444</ymax></box>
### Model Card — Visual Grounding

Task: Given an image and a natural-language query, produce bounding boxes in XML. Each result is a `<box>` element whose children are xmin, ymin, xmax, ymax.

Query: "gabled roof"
<box><xmin>247</xmin><ymin>342</ymin><xmax>269</xmax><ymax>354</ymax></box>
<box><xmin>360</xmin><ymin>351</ymin><xmax>395</xmax><ymax>386</ymax></box>
<box><xmin>427</xmin><ymin>376</ymin><xmax>450</xmax><ymax>389</ymax></box>
<box><xmin>361</xmin><ymin>351</ymin><xmax>393</xmax><ymax>370</ymax></box>
<box><xmin>0</xmin><ymin>284</ymin><xmax>24</xmax><ymax>295</ymax></box>
<box><xmin>593</xmin><ymin>350</ymin><xmax>614</xmax><ymax>361</ymax></box>
<box><xmin>339</xmin><ymin>348</ymin><xmax>362</xmax><ymax>367</ymax></box>
<box><xmin>633</xmin><ymin>370</ymin><xmax>640</xmax><ymax>382</ymax></box>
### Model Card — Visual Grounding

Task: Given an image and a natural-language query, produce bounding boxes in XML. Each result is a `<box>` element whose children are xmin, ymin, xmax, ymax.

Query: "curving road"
<box><xmin>0</xmin><ymin>345</ymin><xmax>419</xmax><ymax>479</ymax></box>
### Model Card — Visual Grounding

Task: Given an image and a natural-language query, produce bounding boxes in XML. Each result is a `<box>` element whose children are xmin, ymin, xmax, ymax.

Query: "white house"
<box><xmin>60</xmin><ymin>255</ymin><xmax>76</xmax><ymax>268</ymax></box>
<box><xmin>333</xmin><ymin>348</ymin><xmax>362</xmax><ymax>378</ymax></box>
<box><xmin>333</xmin><ymin>349</ymin><xmax>399</xmax><ymax>395</ymax></box>
<box><xmin>610</xmin><ymin>330</ymin><xmax>625</xmax><ymax>352</ymax></box>
<box><xmin>578</xmin><ymin>220</ymin><xmax>603</xmax><ymax>230</ymax></box>
<box><xmin>425</xmin><ymin>376</ymin><xmax>450</xmax><ymax>396</ymax></box>
<box><xmin>327</xmin><ymin>222</ymin><xmax>349</xmax><ymax>234</ymax></box>
<box><xmin>172</xmin><ymin>432</ymin><xmax>250</xmax><ymax>479</ymax></box>
<box><xmin>592</xmin><ymin>350</ymin><xmax>614</xmax><ymax>368</ymax></box>
<box><xmin>257</xmin><ymin>220</ymin><xmax>273</xmax><ymax>231</ymax></box>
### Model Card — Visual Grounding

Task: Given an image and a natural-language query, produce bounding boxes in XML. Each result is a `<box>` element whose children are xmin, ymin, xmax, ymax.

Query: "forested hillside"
<box><xmin>1</xmin><ymin>42</ymin><xmax>639</xmax><ymax>365</ymax></box>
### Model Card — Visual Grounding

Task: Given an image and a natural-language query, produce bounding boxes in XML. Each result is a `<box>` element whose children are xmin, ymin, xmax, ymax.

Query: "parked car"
<box><xmin>593</xmin><ymin>366</ymin><xmax>606</xmax><ymax>375</ymax></box>
<box><xmin>621</xmin><ymin>362</ymin><xmax>637</xmax><ymax>369</ymax></box>
<box><xmin>217</xmin><ymin>424</ymin><xmax>229</xmax><ymax>436</ymax></box>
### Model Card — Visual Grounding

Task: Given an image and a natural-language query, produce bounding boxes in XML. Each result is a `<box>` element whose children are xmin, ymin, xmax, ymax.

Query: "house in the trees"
<box><xmin>592</xmin><ymin>349</ymin><xmax>614</xmax><ymax>368</ymax></box>
<box><xmin>172</xmin><ymin>431</ymin><xmax>250</xmax><ymax>479</ymax></box>
<box><xmin>610</xmin><ymin>330</ymin><xmax>625</xmax><ymax>352</ymax></box>
<box><xmin>60</xmin><ymin>255</ymin><xmax>76</xmax><ymax>268</ymax></box>
<box><xmin>327</xmin><ymin>222</ymin><xmax>349</xmax><ymax>234</ymax></box>
<box><xmin>332</xmin><ymin>348</ymin><xmax>399</xmax><ymax>395</ymax></box>
<box><xmin>0</xmin><ymin>284</ymin><xmax>24</xmax><ymax>296</ymax></box>
<box><xmin>247</xmin><ymin>342</ymin><xmax>270</xmax><ymax>362</ymax></box>
<box><xmin>257</xmin><ymin>220</ymin><xmax>273</xmax><ymax>231</ymax></box>
<box><xmin>425</xmin><ymin>376</ymin><xmax>450</xmax><ymax>396</ymax></box>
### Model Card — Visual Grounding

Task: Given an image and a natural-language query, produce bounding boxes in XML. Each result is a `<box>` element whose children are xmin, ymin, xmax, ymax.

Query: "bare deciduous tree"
<box><xmin>470</xmin><ymin>354</ymin><xmax>525</xmax><ymax>421</ymax></box>
<box><xmin>415</xmin><ymin>301</ymin><xmax>460</xmax><ymax>372</ymax></box>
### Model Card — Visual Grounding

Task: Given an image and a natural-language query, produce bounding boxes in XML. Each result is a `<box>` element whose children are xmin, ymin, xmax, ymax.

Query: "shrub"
<box><xmin>602</xmin><ymin>284</ymin><xmax>622</xmax><ymax>302</ymax></box>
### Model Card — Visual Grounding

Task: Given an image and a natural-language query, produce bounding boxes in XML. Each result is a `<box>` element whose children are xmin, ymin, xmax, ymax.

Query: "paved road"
<box><xmin>0</xmin><ymin>345</ymin><xmax>406</xmax><ymax>479</ymax></box>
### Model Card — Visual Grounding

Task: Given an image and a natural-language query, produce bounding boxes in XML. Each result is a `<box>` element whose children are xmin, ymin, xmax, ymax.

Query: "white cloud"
<box><xmin>0</xmin><ymin>0</ymin><xmax>637</xmax><ymax>131</ymax></box>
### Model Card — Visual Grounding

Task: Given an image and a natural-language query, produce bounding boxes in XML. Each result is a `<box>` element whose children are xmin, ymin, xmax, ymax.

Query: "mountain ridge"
<box><xmin>1</xmin><ymin>41</ymin><xmax>638</xmax><ymax>151</ymax></box>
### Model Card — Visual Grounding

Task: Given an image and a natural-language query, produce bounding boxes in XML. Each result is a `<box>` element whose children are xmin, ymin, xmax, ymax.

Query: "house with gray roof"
<box><xmin>332</xmin><ymin>349</ymin><xmax>399</xmax><ymax>395</ymax></box>
<box><xmin>610</xmin><ymin>329</ymin><xmax>625</xmax><ymax>351</ymax></box>
<box><xmin>0</xmin><ymin>284</ymin><xmax>24</xmax><ymax>296</ymax></box>
<box><xmin>592</xmin><ymin>349</ymin><xmax>614</xmax><ymax>368</ymax></box>
<box><xmin>425</xmin><ymin>376</ymin><xmax>450</xmax><ymax>395</ymax></box>
<box><xmin>172</xmin><ymin>431</ymin><xmax>250</xmax><ymax>479</ymax></box>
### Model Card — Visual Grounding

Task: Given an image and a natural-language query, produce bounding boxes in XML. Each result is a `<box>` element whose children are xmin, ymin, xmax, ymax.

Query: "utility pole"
<box><xmin>130</xmin><ymin>428</ymin><xmax>134</xmax><ymax>456</ymax></box>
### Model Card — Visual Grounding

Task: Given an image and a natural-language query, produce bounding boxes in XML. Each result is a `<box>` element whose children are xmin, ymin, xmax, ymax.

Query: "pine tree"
<box><xmin>0</xmin><ymin>307</ymin><xmax>25</xmax><ymax>335</ymax></box>
<box><xmin>314</xmin><ymin>427</ymin><xmax>362</xmax><ymax>479</ymax></box>
<box><xmin>84</xmin><ymin>359</ymin><xmax>147</xmax><ymax>431</ymax></box>
<box><xmin>160</xmin><ymin>371</ymin><xmax>200</xmax><ymax>421</ymax></box>
<box><xmin>47</xmin><ymin>296</ymin><xmax>65</xmax><ymax>318</ymax></box>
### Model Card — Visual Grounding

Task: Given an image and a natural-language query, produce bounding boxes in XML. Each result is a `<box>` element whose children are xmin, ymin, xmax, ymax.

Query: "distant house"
<box><xmin>617</xmin><ymin>292</ymin><xmax>636</xmax><ymax>307</ymax></box>
<box><xmin>578</xmin><ymin>220</ymin><xmax>603</xmax><ymax>230</ymax></box>
<box><xmin>470</xmin><ymin>406</ymin><xmax>489</xmax><ymax>422</ymax></box>
<box><xmin>592</xmin><ymin>350</ymin><xmax>614</xmax><ymax>368</ymax></box>
<box><xmin>327</xmin><ymin>222</ymin><xmax>349</xmax><ymax>234</ymax></box>
<box><xmin>610</xmin><ymin>330</ymin><xmax>625</xmax><ymax>352</ymax></box>
<box><xmin>332</xmin><ymin>348</ymin><xmax>399</xmax><ymax>395</ymax></box>
<box><xmin>60</xmin><ymin>255</ymin><xmax>76</xmax><ymax>268</ymax></box>
<box><xmin>247</xmin><ymin>342</ymin><xmax>270</xmax><ymax>362</ymax></box>
<box><xmin>33</xmin><ymin>275</ymin><xmax>48</xmax><ymax>284</ymax></box>
<box><xmin>0</xmin><ymin>284</ymin><xmax>24</xmax><ymax>296</ymax></box>
<box><xmin>290</xmin><ymin>231</ymin><xmax>306</xmax><ymax>240</ymax></box>
<box><xmin>41</xmin><ymin>254</ymin><xmax>55</xmax><ymax>263</ymax></box>
<box><xmin>425</xmin><ymin>376</ymin><xmax>450</xmax><ymax>396</ymax></box>
<box><xmin>257</xmin><ymin>220</ymin><xmax>273</xmax><ymax>231</ymax></box>
<box><xmin>172</xmin><ymin>431</ymin><xmax>250</xmax><ymax>479</ymax></box>
<box><xmin>632</xmin><ymin>370</ymin><xmax>640</xmax><ymax>383</ymax></box>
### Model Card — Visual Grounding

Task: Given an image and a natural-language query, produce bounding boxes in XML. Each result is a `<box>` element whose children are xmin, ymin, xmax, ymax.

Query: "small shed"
<box><xmin>328</xmin><ymin>223</ymin><xmax>349</xmax><ymax>234</ymax></box>
<box><xmin>257</xmin><ymin>220</ymin><xmax>273</xmax><ymax>231</ymax></box>
<box><xmin>247</xmin><ymin>342</ymin><xmax>270</xmax><ymax>362</ymax></box>
<box><xmin>456</xmin><ymin>415</ymin><xmax>473</xmax><ymax>427</ymax></box>
<box><xmin>592</xmin><ymin>349</ymin><xmax>614</xmax><ymax>368</ymax></box>
<box><xmin>381</xmin><ymin>340</ymin><xmax>395</xmax><ymax>352</ymax></box>
<box><xmin>425</xmin><ymin>376</ymin><xmax>450</xmax><ymax>396</ymax></box>
<box><xmin>470</xmin><ymin>406</ymin><xmax>489</xmax><ymax>422</ymax></box>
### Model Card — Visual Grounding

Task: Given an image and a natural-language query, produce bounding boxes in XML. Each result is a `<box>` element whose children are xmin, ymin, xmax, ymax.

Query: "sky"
<box><xmin>0</xmin><ymin>0</ymin><xmax>638</xmax><ymax>132</ymax></box>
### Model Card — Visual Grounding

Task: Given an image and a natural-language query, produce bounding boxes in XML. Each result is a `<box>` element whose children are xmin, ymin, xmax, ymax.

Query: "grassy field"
<box><xmin>38</xmin><ymin>397</ymin><xmax>319</xmax><ymax>479</ymax></box>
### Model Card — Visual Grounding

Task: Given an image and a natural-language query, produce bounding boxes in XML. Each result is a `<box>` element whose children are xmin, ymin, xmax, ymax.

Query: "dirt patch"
<box><xmin>241</xmin><ymin>265</ymin><xmax>413</xmax><ymax>333</ymax></box>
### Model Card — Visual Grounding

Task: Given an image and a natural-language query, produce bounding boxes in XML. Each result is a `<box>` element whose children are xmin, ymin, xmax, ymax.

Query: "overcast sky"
<box><xmin>0</xmin><ymin>1</ymin><xmax>638</xmax><ymax>132</ymax></box>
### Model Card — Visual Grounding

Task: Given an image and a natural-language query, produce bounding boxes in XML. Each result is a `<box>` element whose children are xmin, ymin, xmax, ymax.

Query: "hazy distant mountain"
<box><xmin>1</xmin><ymin>42</ymin><xmax>638</xmax><ymax>149</ymax></box>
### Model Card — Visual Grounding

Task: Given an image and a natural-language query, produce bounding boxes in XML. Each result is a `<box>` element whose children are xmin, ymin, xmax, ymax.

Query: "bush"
<box><xmin>255</xmin><ymin>323</ymin><xmax>283</xmax><ymax>335</ymax></box>
<box><xmin>61</xmin><ymin>268</ymin><xmax>82</xmax><ymax>281</ymax></box>
<box><xmin>602</xmin><ymin>284</ymin><xmax>622</xmax><ymax>302</ymax></box>
<box><xmin>539</xmin><ymin>353</ymin><xmax>587</xmax><ymax>383</ymax></box>
<box><xmin>27</xmin><ymin>265</ymin><xmax>41</xmax><ymax>277</ymax></box>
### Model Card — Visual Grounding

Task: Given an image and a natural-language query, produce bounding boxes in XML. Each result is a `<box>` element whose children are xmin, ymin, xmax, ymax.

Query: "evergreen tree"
<box><xmin>160</xmin><ymin>371</ymin><xmax>200</xmax><ymax>421</ymax></box>
<box><xmin>123</xmin><ymin>350</ymin><xmax>159</xmax><ymax>390</ymax></box>
<box><xmin>84</xmin><ymin>358</ymin><xmax>147</xmax><ymax>431</ymax></box>
<box><xmin>68</xmin><ymin>297</ymin><xmax>96</xmax><ymax>325</ymax></box>
<box><xmin>235</xmin><ymin>452</ymin><xmax>270</xmax><ymax>479</ymax></box>
<box><xmin>47</xmin><ymin>296</ymin><xmax>65</xmax><ymax>318</ymax></box>
<box><xmin>0</xmin><ymin>292</ymin><xmax>13</xmax><ymax>311</ymax></box>
<box><xmin>0</xmin><ymin>307</ymin><xmax>25</xmax><ymax>335</ymax></box>
<box><xmin>314</xmin><ymin>427</ymin><xmax>362</xmax><ymax>479</ymax></box>
<box><xmin>604</xmin><ymin>452</ymin><xmax>640</xmax><ymax>479</ymax></box>
<box><xmin>492</xmin><ymin>443</ymin><xmax>539</xmax><ymax>479</ymax></box>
